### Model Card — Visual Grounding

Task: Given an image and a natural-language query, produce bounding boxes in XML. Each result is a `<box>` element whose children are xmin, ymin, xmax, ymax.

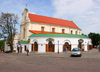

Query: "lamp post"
<box><xmin>58</xmin><ymin>40</ymin><xmax>59</xmax><ymax>54</ymax></box>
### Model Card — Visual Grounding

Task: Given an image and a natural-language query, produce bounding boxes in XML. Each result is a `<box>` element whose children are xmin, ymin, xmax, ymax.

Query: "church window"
<box><xmin>41</xmin><ymin>26</ymin><xmax>44</xmax><ymax>31</ymax></box>
<box><xmin>71</xmin><ymin>30</ymin><xmax>73</xmax><ymax>34</ymax></box>
<box><xmin>62</xmin><ymin>29</ymin><xmax>65</xmax><ymax>33</ymax></box>
<box><xmin>52</xmin><ymin>28</ymin><xmax>55</xmax><ymax>32</ymax></box>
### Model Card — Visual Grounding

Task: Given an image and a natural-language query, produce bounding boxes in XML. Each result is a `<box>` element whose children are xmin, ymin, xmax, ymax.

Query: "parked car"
<box><xmin>71</xmin><ymin>48</ymin><xmax>82</xmax><ymax>57</ymax></box>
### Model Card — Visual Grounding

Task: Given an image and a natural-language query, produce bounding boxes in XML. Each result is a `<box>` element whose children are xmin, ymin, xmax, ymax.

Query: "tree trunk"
<box><xmin>10</xmin><ymin>44</ymin><xmax>13</xmax><ymax>52</ymax></box>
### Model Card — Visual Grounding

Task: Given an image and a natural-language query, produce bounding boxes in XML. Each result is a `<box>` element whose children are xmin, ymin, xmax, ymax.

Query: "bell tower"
<box><xmin>20</xmin><ymin>8</ymin><xmax>31</xmax><ymax>41</ymax></box>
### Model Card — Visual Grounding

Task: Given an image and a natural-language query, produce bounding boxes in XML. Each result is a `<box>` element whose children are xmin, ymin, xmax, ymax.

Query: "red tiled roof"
<box><xmin>29</xmin><ymin>30</ymin><xmax>65</xmax><ymax>34</ymax></box>
<box><xmin>28</xmin><ymin>13</ymin><xmax>79</xmax><ymax>29</ymax></box>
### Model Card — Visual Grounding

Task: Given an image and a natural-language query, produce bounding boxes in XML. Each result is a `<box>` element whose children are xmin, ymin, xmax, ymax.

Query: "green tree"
<box><xmin>0</xmin><ymin>40</ymin><xmax>5</xmax><ymax>50</ymax></box>
<box><xmin>88</xmin><ymin>32</ymin><xmax>100</xmax><ymax>48</ymax></box>
<box><xmin>0</xmin><ymin>13</ymin><xmax>18</xmax><ymax>52</ymax></box>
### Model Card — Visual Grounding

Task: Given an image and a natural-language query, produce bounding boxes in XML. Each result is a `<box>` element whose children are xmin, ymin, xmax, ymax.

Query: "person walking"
<box><xmin>26</xmin><ymin>48</ymin><xmax>29</xmax><ymax>56</ymax></box>
<box><xmin>17</xmin><ymin>47</ymin><xmax>19</xmax><ymax>53</ymax></box>
<box><xmin>65</xmin><ymin>47</ymin><xmax>67</xmax><ymax>52</ymax></box>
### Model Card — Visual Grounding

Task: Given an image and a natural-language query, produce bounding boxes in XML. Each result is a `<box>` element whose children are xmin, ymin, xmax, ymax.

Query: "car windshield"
<box><xmin>72</xmin><ymin>48</ymin><xmax>80</xmax><ymax>51</ymax></box>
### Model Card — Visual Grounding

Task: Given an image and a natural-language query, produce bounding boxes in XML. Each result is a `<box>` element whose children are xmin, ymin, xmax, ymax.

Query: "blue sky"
<box><xmin>0</xmin><ymin>0</ymin><xmax>100</xmax><ymax>34</ymax></box>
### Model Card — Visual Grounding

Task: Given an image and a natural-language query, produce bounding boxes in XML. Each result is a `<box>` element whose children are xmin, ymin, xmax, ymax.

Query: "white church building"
<box><xmin>5</xmin><ymin>8</ymin><xmax>92</xmax><ymax>53</ymax></box>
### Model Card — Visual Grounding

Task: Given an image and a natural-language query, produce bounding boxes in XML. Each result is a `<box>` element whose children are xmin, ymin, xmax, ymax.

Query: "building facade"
<box><xmin>5</xmin><ymin>8</ymin><xmax>92</xmax><ymax>53</ymax></box>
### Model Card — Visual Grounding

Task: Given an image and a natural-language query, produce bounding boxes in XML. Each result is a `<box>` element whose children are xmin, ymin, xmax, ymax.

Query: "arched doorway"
<box><xmin>78</xmin><ymin>39</ymin><xmax>84</xmax><ymax>51</ymax></box>
<box><xmin>31</xmin><ymin>42</ymin><xmax>38</xmax><ymax>52</ymax></box>
<box><xmin>63</xmin><ymin>42</ymin><xmax>71</xmax><ymax>51</ymax></box>
<box><xmin>34</xmin><ymin>42</ymin><xmax>38</xmax><ymax>51</ymax></box>
<box><xmin>46</xmin><ymin>41</ymin><xmax>55</xmax><ymax>52</ymax></box>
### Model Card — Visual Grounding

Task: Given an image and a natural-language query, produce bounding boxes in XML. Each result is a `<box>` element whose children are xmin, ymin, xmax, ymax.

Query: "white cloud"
<box><xmin>83</xmin><ymin>23</ymin><xmax>100</xmax><ymax>34</ymax></box>
<box><xmin>52</xmin><ymin>0</ymin><xmax>100</xmax><ymax>34</ymax></box>
<box><xmin>87</xmin><ymin>11</ymin><xmax>95</xmax><ymax>15</ymax></box>
<box><xmin>91</xmin><ymin>17</ymin><xmax>100</xmax><ymax>23</ymax></box>
<box><xmin>94</xmin><ymin>0</ymin><xmax>100</xmax><ymax>3</ymax></box>
<box><xmin>77</xmin><ymin>16</ymin><xmax>100</xmax><ymax>34</ymax></box>
<box><xmin>53</xmin><ymin>0</ymin><xmax>93</xmax><ymax>17</ymax></box>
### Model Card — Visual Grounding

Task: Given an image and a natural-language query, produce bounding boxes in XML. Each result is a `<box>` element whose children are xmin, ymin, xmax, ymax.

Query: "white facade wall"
<box><xmin>38</xmin><ymin>44</ymin><xmax>46</xmax><ymax>53</ymax></box>
<box><xmin>17</xmin><ymin>37</ymin><xmax>91</xmax><ymax>53</ymax></box>
<box><xmin>29</xmin><ymin>22</ymin><xmax>82</xmax><ymax>35</ymax></box>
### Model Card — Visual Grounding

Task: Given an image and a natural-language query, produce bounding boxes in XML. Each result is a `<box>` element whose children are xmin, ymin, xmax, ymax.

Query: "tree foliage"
<box><xmin>88</xmin><ymin>32</ymin><xmax>100</xmax><ymax>48</ymax></box>
<box><xmin>0</xmin><ymin>40</ymin><xmax>5</xmax><ymax>50</ymax></box>
<box><xmin>0</xmin><ymin>13</ymin><xmax>18</xmax><ymax>52</ymax></box>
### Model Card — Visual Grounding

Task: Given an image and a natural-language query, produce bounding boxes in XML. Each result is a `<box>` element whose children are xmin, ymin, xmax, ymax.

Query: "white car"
<box><xmin>71</xmin><ymin>48</ymin><xmax>82</xmax><ymax>57</ymax></box>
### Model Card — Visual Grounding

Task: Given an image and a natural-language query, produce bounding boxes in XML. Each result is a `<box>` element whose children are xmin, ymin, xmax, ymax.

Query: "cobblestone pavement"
<box><xmin>0</xmin><ymin>49</ymin><xmax>100</xmax><ymax>72</ymax></box>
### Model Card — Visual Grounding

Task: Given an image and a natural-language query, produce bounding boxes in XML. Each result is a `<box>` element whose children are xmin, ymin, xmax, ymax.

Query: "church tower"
<box><xmin>20</xmin><ymin>8</ymin><xmax>31</xmax><ymax>41</ymax></box>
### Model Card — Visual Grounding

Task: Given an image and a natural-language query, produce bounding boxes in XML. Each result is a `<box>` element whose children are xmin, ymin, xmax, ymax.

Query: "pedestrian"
<box><xmin>65</xmin><ymin>47</ymin><xmax>67</xmax><ymax>52</ymax></box>
<box><xmin>26</xmin><ymin>48</ymin><xmax>29</xmax><ymax>56</ymax></box>
<box><xmin>17</xmin><ymin>47</ymin><xmax>19</xmax><ymax>53</ymax></box>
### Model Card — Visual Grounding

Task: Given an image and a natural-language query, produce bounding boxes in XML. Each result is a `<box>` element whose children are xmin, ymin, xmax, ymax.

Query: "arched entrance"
<box><xmin>34</xmin><ymin>42</ymin><xmax>38</xmax><ymax>51</ymax></box>
<box><xmin>46</xmin><ymin>41</ymin><xmax>55</xmax><ymax>52</ymax></box>
<box><xmin>63</xmin><ymin>42</ymin><xmax>71</xmax><ymax>51</ymax></box>
<box><xmin>46</xmin><ymin>38</ymin><xmax>55</xmax><ymax>52</ymax></box>
<box><xmin>31</xmin><ymin>42</ymin><xmax>38</xmax><ymax>52</ymax></box>
<box><xmin>78</xmin><ymin>39</ymin><xmax>84</xmax><ymax>51</ymax></box>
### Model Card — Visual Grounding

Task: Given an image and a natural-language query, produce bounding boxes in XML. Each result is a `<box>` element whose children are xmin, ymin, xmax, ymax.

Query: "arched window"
<box><xmin>62</xmin><ymin>29</ymin><xmax>65</xmax><ymax>33</ymax></box>
<box><xmin>41</xmin><ymin>26</ymin><xmax>44</xmax><ymax>31</ymax></box>
<box><xmin>71</xmin><ymin>30</ymin><xmax>73</xmax><ymax>34</ymax></box>
<box><xmin>52</xmin><ymin>28</ymin><xmax>55</xmax><ymax>32</ymax></box>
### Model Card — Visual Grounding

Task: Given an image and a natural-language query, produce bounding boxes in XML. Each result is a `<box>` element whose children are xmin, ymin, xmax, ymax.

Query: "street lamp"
<box><xmin>58</xmin><ymin>40</ymin><xmax>59</xmax><ymax>54</ymax></box>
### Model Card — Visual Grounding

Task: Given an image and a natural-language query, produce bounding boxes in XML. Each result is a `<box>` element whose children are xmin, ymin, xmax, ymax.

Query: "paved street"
<box><xmin>0</xmin><ymin>49</ymin><xmax>100</xmax><ymax>72</ymax></box>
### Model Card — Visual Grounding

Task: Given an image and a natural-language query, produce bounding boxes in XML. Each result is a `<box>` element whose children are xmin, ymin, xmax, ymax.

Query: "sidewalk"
<box><xmin>1</xmin><ymin>49</ymin><xmax>100</xmax><ymax>58</ymax></box>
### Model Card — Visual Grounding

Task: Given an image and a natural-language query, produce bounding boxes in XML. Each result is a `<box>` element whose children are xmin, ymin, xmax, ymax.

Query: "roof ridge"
<box><xmin>29</xmin><ymin>13</ymin><xmax>72</xmax><ymax>22</ymax></box>
<box><xmin>28</xmin><ymin>13</ymin><xmax>79</xmax><ymax>29</ymax></box>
